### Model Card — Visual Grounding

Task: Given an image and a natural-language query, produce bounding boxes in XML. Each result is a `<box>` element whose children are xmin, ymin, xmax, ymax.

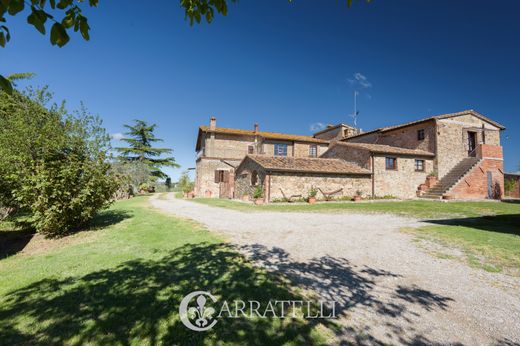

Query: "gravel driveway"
<box><xmin>150</xmin><ymin>194</ymin><xmax>520</xmax><ymax>345</ymax></box>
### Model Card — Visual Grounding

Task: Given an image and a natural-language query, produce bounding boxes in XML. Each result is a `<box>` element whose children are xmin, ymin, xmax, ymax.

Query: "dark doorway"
<box><xmin>467</xmin><ymin>131</ymin><xmax>477</xmax><ymax>156</ymax></box>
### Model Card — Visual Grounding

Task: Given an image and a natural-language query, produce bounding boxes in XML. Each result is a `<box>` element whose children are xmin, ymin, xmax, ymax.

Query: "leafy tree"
<box><xmin>0</xmin><ymin>0</ymin><xmax>370</xmax><ymax>92</ymax></box>
<box><xmin>165</xmin><ymin>177</ymin><xmax>172</xmax><ymax>191</ymax></box>
<box><xmin>177</xmin><ymin>171</ymin><xmax>194</xmax><ymax>194</ymax></box>
<box><xmin>0</xmin><ymin>86</ymin><xmax>119</xmax><ymax>236</ymax></box>
<box><xmin>110</xmin><ymin>161</ymin><xmax>152</xmax><ymax>198</ymax></box>
<box><xmin>115</xmin><ymin>120</ymin><xmax>179</xmax><ymax>181</ymax></box>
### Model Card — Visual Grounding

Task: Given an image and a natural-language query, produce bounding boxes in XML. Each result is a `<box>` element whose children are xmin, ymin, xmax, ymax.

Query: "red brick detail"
<box><xmin>448</xmin><ymin>157</ymin><xmax>504</xmax><ymax>200</ymax></box>
<box><xmin>477</xmin><ymin>144</ymin><xmax>503</xmax><ymax>159</ymax></box>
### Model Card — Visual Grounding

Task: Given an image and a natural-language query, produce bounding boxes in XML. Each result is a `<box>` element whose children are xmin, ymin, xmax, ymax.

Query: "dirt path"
<box><xmin>150</xmin><ymin>194</ymin><xmax>520</xmax><ymax>345</ymax></box>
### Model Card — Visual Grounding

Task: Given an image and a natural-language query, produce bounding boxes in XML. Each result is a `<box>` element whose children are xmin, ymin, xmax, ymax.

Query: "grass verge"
<box><xmin>404</xmin><ymin>214</ymin><xmax>520</xmax><ymax>276</ymax></box>
<box><xmin>190</xmin><ymin>198</ymin><xmax>520</xmax><ymax>219</ymax></box>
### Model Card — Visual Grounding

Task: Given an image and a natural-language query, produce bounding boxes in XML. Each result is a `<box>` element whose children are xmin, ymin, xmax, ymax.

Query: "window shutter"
<box><xmin>214</xmin><ymin>170</ymin><xmax>220</xmax><ymax>183</ymax></box>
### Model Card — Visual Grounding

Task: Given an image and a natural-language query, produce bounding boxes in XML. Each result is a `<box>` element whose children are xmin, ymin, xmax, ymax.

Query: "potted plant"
<box><xmin>253</xmin><ymin>185</ymin><xmax>264</xmax><ymax>205</ymax></box>
<box><xmin>307</xmin><ymin>186</ymin><xmax>318</xmax><ymax>204</ymax></box>
<box><xmin>426</xmin><ymin>171</ymin><xmax>438</xmax><ymax>188</ymax></box>
<box><xmin>353</xmin><ymin>190</ymin><xmax>362</xmax><ymax>202</ymax></box>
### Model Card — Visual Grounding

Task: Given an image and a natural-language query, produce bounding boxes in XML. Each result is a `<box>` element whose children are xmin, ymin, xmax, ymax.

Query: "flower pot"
<box><xmin>353</xmin><ymin>195</ymin><xmax>362</xmax><ymax>202</ymax></box>
<box><xmin>242</xmin><ymin>194</ymin><xmax>250</xmax><ymax>201</ymax></box>
<box><xmin>308</xmin><ymin>197</ymin><xmax>316</xmax><ymax>204</ymax></box>
<box><xmin>254</xmin><ymin>198</ymin><xmax>264</xmax><ymax>205</ymax></box>
<box><xmin>426</xmin><ymin>176</ymin><xmax>438</xmax><ymax>188</ymax></box>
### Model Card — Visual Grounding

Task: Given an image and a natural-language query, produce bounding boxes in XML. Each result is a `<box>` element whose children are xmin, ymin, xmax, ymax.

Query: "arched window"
<box><xmin>251</xmin><ymin>171</ymin><xmax>258</xmax><ymax>186</ymax></box>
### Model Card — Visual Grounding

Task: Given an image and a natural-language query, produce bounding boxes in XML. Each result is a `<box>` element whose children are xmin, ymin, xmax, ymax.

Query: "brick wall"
<box><xmin>447</xmin><ymin>144</ymin><xmax>504</xmax><ymax>200</ymax></box>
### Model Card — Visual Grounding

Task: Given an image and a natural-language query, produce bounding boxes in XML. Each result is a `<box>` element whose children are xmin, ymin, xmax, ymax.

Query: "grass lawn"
<box><xmin>191</xmin><ymin>197</ymin><xmax>520</xmax><ymax>219</ymax></box>
<box><xmin>404</xmin><ymin>214</ymin><xmax>520</xmax><ymax>276</ymax></box>
<box><xmin>0</xmin><ymin>196</ymin><xmax>334</xmax><ymax>345</ymax></box>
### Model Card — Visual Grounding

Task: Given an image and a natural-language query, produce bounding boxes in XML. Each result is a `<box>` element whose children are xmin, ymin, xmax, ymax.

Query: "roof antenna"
<box><xmin>348</xmin><ymin>91</ymin><xmax>360</xmax><ymax>127</ymax></box>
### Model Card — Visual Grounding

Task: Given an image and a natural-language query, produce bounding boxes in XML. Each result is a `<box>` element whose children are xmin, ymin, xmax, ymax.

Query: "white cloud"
<box><xmin>347</xmin><ymin>72</ymin><xmax>372</xmax><ymax>89</ymax></box>
<box><xmin>309</xmin><ymin>122</ymin><xmax>326</xmax><ymax>132</ymax></box>
<box><xmin>111</xmin><ymin>133</ymin><xmax>125</xmax><ymax>141</ymax></box>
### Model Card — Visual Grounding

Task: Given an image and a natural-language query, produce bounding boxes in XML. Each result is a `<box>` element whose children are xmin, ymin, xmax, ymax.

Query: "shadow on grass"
<box><xmin>0</xmin><ymin>242</ymin><xmax>463</xmax><ymax>345</ymax></box>
<box><xmin>0</xmin><ymin>209</ymin><xmax>132</xmax><ymax>258</ymax></box>
<box><xmin>424</xmin><ymin>214</ymin><xmax>520</xmax><ymax>236</ymax></box>
<box><xmin>0</xmin><ymin>228</ymin><xmax>34</xmax><ymax>259</ymax></box>
<box><xmin>86</xmin><ymin>209</ymin><xmax>133</xmax><ymax>230</ymax></box>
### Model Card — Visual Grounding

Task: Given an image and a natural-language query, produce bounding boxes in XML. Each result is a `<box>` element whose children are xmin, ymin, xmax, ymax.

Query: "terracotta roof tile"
<box><xmin>199</xmin><ymin>126</ymin><xmax>328</xmax><ymax>144</ymax></box>
<box><xmin>245</xmin><ymin>155</ymin><xmax>371</xmax><ymax>175</ymax></box>
<box><xmin>332</xmin><ymin>142</ymin><xmax>435</xmax><ymax>157</ymax></box>
<box><xmin>345</xmin><ymin>109</ymin><xmax>505</xmax><ymax>140</ymax></box>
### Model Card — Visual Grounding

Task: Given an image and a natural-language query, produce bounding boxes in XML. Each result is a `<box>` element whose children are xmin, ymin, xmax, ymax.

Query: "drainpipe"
<box><xmin>371</xmin><ymin>154</ymin><xmax>375</xmax><ymax>198</ymax></box>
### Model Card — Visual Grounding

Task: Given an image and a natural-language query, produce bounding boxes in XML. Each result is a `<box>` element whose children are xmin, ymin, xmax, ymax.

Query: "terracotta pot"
<box><xmin>426</xmin><ymin>176</ymin><xmax>438</xmax><ymax>188</ymax></box>
<box><xmin>242</xmin><ymin>194</ymin><xmax>250</xmax><ymax>201</ymax></box>
<box><xmin>308</xmin><ymin>197</ymin><xmax>316</xmax><ymax>204</ymax></box>
<box><xmin>353</xmin><ymin>195</ymin><xmax>362</xmax><ymax>202</ymax></box>
<box><xmin>254</xmin><ymin>198</ymin><xmax>264</xmax><ymax>205</ymax></box>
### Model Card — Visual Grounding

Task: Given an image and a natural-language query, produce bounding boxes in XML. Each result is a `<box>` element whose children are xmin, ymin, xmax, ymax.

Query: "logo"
<box><xmin>179</xmin><ymin>290</ymin><xmax>337</xmax><ymax>332</ymax></box>
<box><xmin>179</xmin><ymin>291</ymin><xmax>218</xmax><ymax>331</ymax></box>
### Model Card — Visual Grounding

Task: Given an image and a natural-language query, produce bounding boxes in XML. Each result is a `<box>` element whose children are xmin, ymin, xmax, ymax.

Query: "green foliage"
<box><xmin>253</xmin><ymin>185</ymin><xmax>264</xmax><ymax>199</ymax></box>
<box><xmin>308</xmin><ymin>186</ymin><xmax>317</xmax><ymax>198</ymax></box>
<box><xmin>177</xmin><ymin>171</ymin><xmax>194</xmax><ymax>194</ymax></box>
<box><xmin>0</xmin><ymin>86</ymin><xmax>119</xmax><ymax>236</ymax></box>
<box><xmin>164</xmin><ymin>177</ymin><xmax>172</xmax><ymax>191</ymax></box>
<box><xmin>115</xmin><ymin>120</ymin><xmax>179</xmax><ymax>181</ymax></box>
<box><xmin>505</xmin><ymin>178</ymin><xmax>517</xmax><ymax>193</ymax></box>
<box><xmin>110</xmin><ymin>161</ymin><xmax>151</xmax><ymax>195</ymax></box>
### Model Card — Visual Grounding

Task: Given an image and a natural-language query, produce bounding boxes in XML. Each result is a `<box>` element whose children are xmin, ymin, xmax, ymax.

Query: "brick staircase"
<box><xmin>421</xmin><ymin>157</ymin><xmax>481</xmax><ymax>199</ymax></box>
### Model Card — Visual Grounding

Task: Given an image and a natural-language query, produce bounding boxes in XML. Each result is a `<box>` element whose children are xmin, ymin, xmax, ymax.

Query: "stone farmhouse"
<box><xmin>194</xmin><ymin>110</ymin><xmax>505</xmax><ymax>202</ymax></box>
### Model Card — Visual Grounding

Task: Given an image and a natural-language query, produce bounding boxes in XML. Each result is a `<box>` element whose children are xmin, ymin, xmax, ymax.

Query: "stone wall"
<box><xmin>372</xmin><ymin>155</ymin><xmax>433</xmax><ymax>199</ymax></box>
<box><xmin>195</xmin><ymin>158</ymin><xmax>240</xmax><ymax>197</ymax></box>
<box><xmin>207</xmin><ymin>133</ymin><xmax>257</xmax><ymax>159</ymax></box>
<box><xmin>268</xmin><ymin>172</ymin><xmax>371</xmax><ymax>201</ymax></box>
<box><xmin>436</xmin><ymin>115</ymin><xmax>501</xmax><ymax>178</ymax></box>
<box><xmin>376</xmin><ymin>121</ymin><xmax>436</xmax><ymax>153</ymax></box>
<box><xmin>320</xmin><ymin>144</ymin><xmax>371</xmax><ymax>169</ymax></box>
<box><xmin>293</xmin><ymin>142</ymin><xmax>329</xmax><ymax>158</ymax></box>
<box><xmin>234</xmin><ymin>158</ymin><xmax>266</xmax><ymax>200</ymax></box>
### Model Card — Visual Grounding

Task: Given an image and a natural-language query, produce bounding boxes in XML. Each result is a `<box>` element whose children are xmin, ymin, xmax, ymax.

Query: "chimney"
<box><xmin>209</xmin><ymin>116</ymin><xmax>216</xmax><ymax>130</ymax></box>
<box><xmin>254</xmin><ymin>123</ymin><xmax>259</xmax><ymax>133</ymax></box>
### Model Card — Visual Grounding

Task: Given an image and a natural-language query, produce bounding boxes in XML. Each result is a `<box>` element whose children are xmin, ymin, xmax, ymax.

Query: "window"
<box><xmin>251</xmin><ymin>171</ymin><xmax>258</xmax><ymax>186</ymax></box>
<box><xmin>309</xmin><ymin>144</ymin><xmax>317</xmax><ymax>158</ymax></box>
<box><xmin>417</xmin><ymin>129</ymin><xmax>425</xmax><ymax>141</ymax></box>
<box><xmin>385</xmin><ymin>157</ymin><xmax>397</xmax><ymax>170</ymax></box>
<box><xmin>274</xmin><ymin>143</ymin><xmax>288</xmax><ymax>157</ymax></box>
<box><xmin>415</xmin><ymin>159</ymin><xmax>425</xmax><ymax>172</ymax></box>
<box><xmin>248</xmin><ymin>145</ymin><xmax>254</xmax><ymax>154</ymax></box>
<box><xmin>214</xmin><ymin>170</ymin><xmax>228</xmax><ymax>183</ymax></box>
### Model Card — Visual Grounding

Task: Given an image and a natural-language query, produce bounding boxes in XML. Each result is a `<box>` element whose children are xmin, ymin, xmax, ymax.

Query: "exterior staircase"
<box><xmin>421</xmin><ymin>157</ymin><xmax>481</xmax><ymax>199</ymax></box>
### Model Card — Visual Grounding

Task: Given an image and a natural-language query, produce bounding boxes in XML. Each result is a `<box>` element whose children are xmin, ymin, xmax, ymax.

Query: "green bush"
<box><xmin>0</xmin><ymin>87</ymin><xmax>119</xmax><ymax>236</ymax></box>
<box><xmin>253</xmin><ymin>185</ymin><xmax>264</xmax><ymax>199</ymax></box>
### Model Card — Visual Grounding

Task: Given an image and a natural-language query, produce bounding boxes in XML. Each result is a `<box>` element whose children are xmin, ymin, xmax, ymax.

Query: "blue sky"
<box><xmin>2</xmin><ymin>0</ymin><xmax>520</xmax><ymax>179</ymax></box>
